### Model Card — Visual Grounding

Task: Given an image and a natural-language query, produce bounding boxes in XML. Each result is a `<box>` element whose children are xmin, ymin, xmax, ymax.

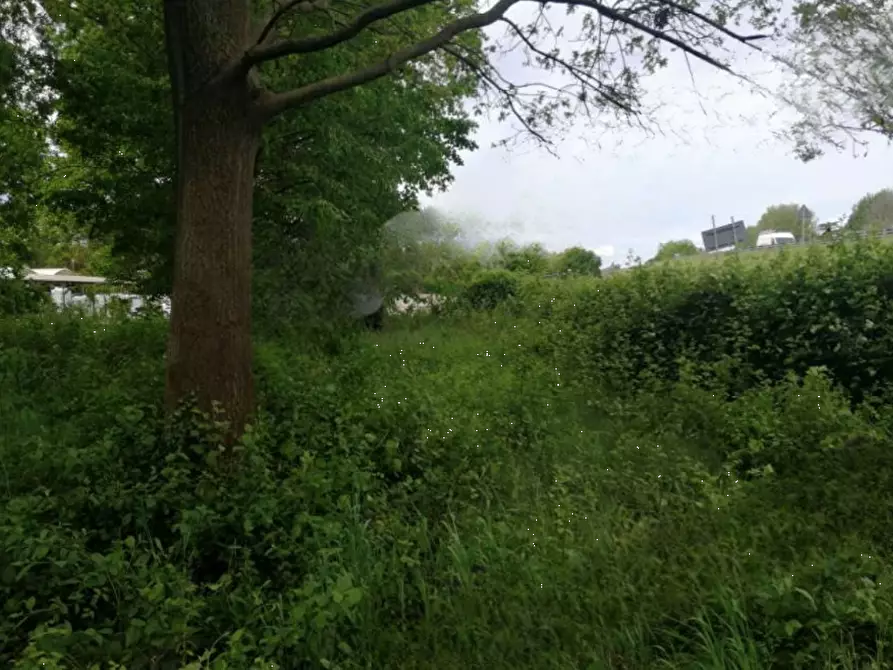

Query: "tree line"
<box><xmin>653</xmin><ymin>189</ymin><xmax>893</xmax><ymax>262</ymax></box>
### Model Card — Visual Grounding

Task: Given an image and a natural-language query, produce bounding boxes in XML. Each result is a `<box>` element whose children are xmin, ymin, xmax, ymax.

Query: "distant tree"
<box><xmin>553</xmin><ymin>246</ymin><xmax>601</xmax><ymax>276</ymax></box>
<box><xmin>381</xmin><ymin>209</ymin><xmax>469</xmax><ymax>296</ymax></box>
<box><xmin>846</xmin><ymin>189</ymin><xmax>893</xmax><ymax>233</ymax></box>
<box><xmin>495</xmin><ymin>241</ymin><xmax>549</xmax><ymax>274</ymax></box>
<box><xmin>754</xmin><ymin>203</ymin><xmax>819</xmax><ymax>241</ymax></box>
<box><xmin>653</xmin><ymin>239</ymin><xmax>700</xmax><ymax>262</ymax></box>
<box><xmin>0</xmin><ymin>7</ymin><xmax>52</xmax><ymax>265</ymax></box>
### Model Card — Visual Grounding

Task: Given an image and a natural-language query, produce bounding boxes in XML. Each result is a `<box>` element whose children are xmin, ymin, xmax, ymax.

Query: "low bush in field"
<box><xmin>4</xmin><ymin>239</ymin><xmax>893</xmax><ymax>668</ymax></box>
<box><xmin>460</xmin><ymin>269</ymin><xmax>519</xmax><ymax>311</ymax></box>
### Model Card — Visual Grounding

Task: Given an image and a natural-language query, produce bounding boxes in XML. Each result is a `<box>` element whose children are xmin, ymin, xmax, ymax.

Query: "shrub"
<box><xmin>461</xmin><ymin>269</ymin><xmax>519</xmax><ymax>310</ymax></box>
<box><xmin>0</xmin><ymin>274</ymin><xmax>48</xmax><ymax>316</ymax></box>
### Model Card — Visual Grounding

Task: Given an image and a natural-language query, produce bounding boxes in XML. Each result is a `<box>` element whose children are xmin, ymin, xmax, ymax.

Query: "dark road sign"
<box><xmin>702</xmin><ymin>220</ymin><xmax>745</xmax><ymax>251</ymax></box>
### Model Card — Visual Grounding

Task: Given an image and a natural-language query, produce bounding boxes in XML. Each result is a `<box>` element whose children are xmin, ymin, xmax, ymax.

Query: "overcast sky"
<box><xmin>419</xmin><ymin>9</ymin><xmax>893</xmax><ymax>264</ymax></box>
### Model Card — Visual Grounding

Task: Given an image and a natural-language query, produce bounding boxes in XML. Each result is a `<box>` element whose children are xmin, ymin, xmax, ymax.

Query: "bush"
<box><xmin>461</xmin><ymin>269</ymin><xmax>519</xmax><ymax>310</ymax></box>
<box><xmin>0</xmin><ymin>275</ymin><xmax>48</xmax><ymax>316</ymax></box>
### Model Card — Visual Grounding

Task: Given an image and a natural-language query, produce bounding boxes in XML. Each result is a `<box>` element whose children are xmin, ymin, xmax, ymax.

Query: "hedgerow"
<box><xmin>546</xmin><ymin>240</ymin><xmax>893</xmax><ymax>403</ymax></box>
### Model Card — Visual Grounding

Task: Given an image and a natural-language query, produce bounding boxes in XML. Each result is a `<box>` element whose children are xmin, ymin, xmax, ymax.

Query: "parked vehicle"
<box><xmin>756</xmin><ymin>231</ymin><xmax>797</xmax><ymax>248</ymax></box>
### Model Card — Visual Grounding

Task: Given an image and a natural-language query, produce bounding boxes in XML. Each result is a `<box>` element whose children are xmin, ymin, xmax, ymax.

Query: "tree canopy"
<box><xmin>552</xmin><ymin>246</ymin><xmax>602</xmax><ymax>275</ymax></box>
<box><xmin>36</xmin><ymin>0</ymin><xmax>478</xmax><ymax>315</ymax></box>
<box><xmin>781</xmin><ymin>0</ymin><xmax>893</xmax><ymax>160</ymax></box>
<box><xmin>653</xmin><ymin>239</ymin><xmax>700</xmax><ymax>262</ymax></box>
<box><xmin>846</xmin><ymin>189</ymin><xmax>893</xmax><ymax>233</ymax></box>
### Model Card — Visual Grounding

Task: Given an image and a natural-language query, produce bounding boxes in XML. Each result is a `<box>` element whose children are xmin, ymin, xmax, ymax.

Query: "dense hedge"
<box><xmin>460</xmin><ymin>269</ymin><xmax>519</xmax><ymax>310</ymax></box>
<box><xmin>543</xmin><ymin>241</ymin><xmax>893</xmax><ymax>403</ymax></box>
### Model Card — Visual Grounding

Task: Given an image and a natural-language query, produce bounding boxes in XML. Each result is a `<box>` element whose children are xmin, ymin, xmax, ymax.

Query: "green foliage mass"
<box><xmin>0</xmin><ymin>272</ymin><xmax>48</xmax><ymax>315</ymax></box>
<box><xmin>847</xmin><ymin>189</ymin><xmax>893</xmax><ymax>233</ymax></box>
<box><xmin>652</xmin><ymin>239</ymin><xmax>700</xmax><ymax>262</ymax></box>
<box><xmin>5</xmin><ymin>240</ymin><xmax>893</xmax><ymax>666</ymax></box>
<box><xmin>461</xmin><ymin>268</ymin><xmax>519</xmax><ymax>310</ymax></box>
<box><xmin>493</xmin><ymin>241</ymin><xmax>551</xmax><ymax>275</ymax></box>
<box><xmin>0</xmin><ymin>2</ymin><xmax>52</xmax><ymax>265</ymax></box>
<box><xmin>551</xmin><ymin>246</ymin><xmax>602</xmax><ymax>276</ymax></box>
<box><xmin>549</xmin><ymin>240</ymin><xmax>893</xmax><ymax>404</ymax></box>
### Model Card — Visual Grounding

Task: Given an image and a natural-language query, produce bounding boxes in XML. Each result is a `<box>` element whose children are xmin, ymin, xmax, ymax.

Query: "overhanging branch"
<box><xmin>253</xmin><ymin>0</ymin><xmax>768</xmax><ymax>122</ymax></box>
<box><xmin>551</xmin><ymin>0</ymin><xmax>731</xmax><ymax>72</ymax></box>
<box><xmin>255</xmin><ymin>0</ymin><xmax>518</xmax><ymax>119</ymax></box>
<box><xmin>246</xmin><ymin>0</ymin><xmax>436</xmax><ymax>64</ymax></box>
<box><xmin>658</xmin><ymin>0</ymin><xmax>767</xmax><ymax>44</ymax></box>
<box><xmin>441</xmin><ymin>44</ymin><xmax>556</xmax><ymax>151</ymax></box>
<box><xmin>256</xmin><ymin>0</ymin><xmax>319</xmax><ymax>46</ymax></box>
<box><xmin>499</xmin><ymin>16</ymin><xmax>637</xmax><ymax>115</ymax></box>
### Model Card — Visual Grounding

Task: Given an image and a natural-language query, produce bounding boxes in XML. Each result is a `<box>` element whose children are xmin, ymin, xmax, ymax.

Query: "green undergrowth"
<box><xmin>3</xmin><ymin>241</ymin><xmax>893</xmax><ymax>667</ymax></box>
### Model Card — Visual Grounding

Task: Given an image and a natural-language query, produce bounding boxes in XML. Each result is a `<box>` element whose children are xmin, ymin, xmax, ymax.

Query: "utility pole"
<box><xmin>798</xmin><ymin>205</ymin><xmax>809</xmax><ymax>243</ymax></box>
<box><xmin>711</xmin><ymin>214</ymin><xmax>717</xmax><ymax>251</ymax></box>
<box><xmin>730</xmin><ymin>216</ymin><xmax>738</xmax><ymax>246</ymax></box>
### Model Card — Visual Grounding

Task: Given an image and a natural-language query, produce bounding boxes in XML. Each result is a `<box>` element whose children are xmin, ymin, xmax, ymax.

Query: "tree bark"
<box><xmin>163</xmin><ymin>0</ymin><xmax>260</xmax><ymax>438</ymax></box>
<box><xmin>165</xmin><ymin>94</ymin><xmax>260</xmax><ymax>436</ymax></box>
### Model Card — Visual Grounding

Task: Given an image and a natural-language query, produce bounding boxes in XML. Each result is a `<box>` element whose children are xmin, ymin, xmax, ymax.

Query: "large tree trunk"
<box><xmin>164</xmin><ymin>96</ymin><xmax>260</xmax><ymax>436</ymax></box>
<box><xmin>163</xmin><ymin>0</ymin><xmax>260</xmax><ymax>438</ymax></box>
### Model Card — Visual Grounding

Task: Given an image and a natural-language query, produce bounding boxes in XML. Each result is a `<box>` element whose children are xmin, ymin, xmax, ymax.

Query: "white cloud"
<box><xmin>422</xmin><ymin>16</ymin><xmax>893</xmax><ymax>261</ymax></box>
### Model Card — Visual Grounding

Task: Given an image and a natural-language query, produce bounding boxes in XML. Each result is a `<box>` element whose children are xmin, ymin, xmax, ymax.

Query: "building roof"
<box><xmin>24</xmin><ymin>272</ymin><xmax>106</xmax><ymax>285</ymax></box>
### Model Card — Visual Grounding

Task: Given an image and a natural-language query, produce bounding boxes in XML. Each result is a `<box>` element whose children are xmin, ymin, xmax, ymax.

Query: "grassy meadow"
<box><xmin>3</xmin><ymin>241</ymin><xmax>893</xmax><ymax>668</ymax></box>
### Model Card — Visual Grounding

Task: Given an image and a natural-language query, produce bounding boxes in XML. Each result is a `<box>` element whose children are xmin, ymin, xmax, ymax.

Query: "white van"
<box><xmin>756</xmin><ymin>231</ymin><xmax>797</xmax><ymax>248</ymax></box>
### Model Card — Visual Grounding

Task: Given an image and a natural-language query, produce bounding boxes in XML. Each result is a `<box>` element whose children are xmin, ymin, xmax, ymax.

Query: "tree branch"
<box><xmin>658</xmin><ymin>0</ymin><xmax>768</xmax><ymax>44</ymax></box>
<box><xmin>254</xmin><ymin>0</ymin><xmax>767</xmax><ymax>122</ymax></box>
<box><xmin>255</xmin><ymin>0</ymin><xmax>518</xmax><ymax>119</ymax></box>
<box><xmin>255</xmin><ymin>0</ymin><xmax>332</xmax><ymax>46</ymax></box>
<box><xmin>257</xmin><ymin>0</ymin><xmax>304</xmax><ymax>45</ymax></box>
<box><xmin>246</xmin><ymin>0</ymin><xmax>436</xmax><ymax>65</ymax></box>
<box><xmin>500</xmin><ymin>16</ymin><xmax>637</xmax><ymax>115</ymax></box>
<box><xmin>441</xmin><ymin>44</ymin><xmax>556</xmax><ymax>152</ymax></box>
<box><xmin>553</xmin><ymin>0</ymin><xmax>731</xmax><ymax>72</ymax></box>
